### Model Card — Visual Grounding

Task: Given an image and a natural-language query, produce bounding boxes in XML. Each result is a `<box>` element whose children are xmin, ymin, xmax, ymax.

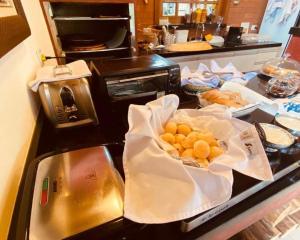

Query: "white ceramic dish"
<box><xmin>259</xmin><ymin>123</ymin><xmax>295</xmax><ymax>149</ymax></box>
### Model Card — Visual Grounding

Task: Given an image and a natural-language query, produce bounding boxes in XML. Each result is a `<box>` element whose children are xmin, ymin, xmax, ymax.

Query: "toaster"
<box><xmin>28</xmin><ymin>146</ymin><xmax>124</xmax><ymax>240</ymax></box>
<box><xmin>38</xmin><ymin>78</ymin><xmax>98</xmax><ymax>128</ymax></box>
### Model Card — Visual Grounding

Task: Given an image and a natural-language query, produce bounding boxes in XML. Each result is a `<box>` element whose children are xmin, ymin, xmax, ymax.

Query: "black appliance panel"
<box><xmin>51</xmin><ymin>3</ymin><xmax>130</xmax><ymax>18</ymax></box>
<box><xmin>226</xmin><ymin>26</ymin><xmax>243</xmax><ymax>46</ymax></box>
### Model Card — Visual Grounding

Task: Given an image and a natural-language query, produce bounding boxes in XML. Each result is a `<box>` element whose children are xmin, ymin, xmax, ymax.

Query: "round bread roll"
<box><xmin>194</xmin><ymin>140</ymin><xmax>210</xmax><ymax>159</ymax></box>
<box><xmin>181</xmin><ymin>149</ymin><xmax>195</xmax><ymax>158</ymax></box>
<box><xmin>175</xmin><ymin>134</ymin><xmax>186</xmax><ymax>145</ymax></box>
<box><xmin>173</xmin><ymin>143</ymin><xmax>184</xmax><ymax>154</ymax></box>
<box><xmin>187</xmin><ymin>131</ymin><xmax>201</xmax><ymax>143</ymax></box>
<box><xmin>209</xmin><ymin>146</ymin><xmax>224</xmax><ymax>161</ymax></box>
<box><xmin>160</xmin><ymin>133</ymin><xmax>175</xmax><ymax>144</ymax></box>
<box><xmin>177</xmin><ymin>124</ymin><xmax>192</xmax><ymax>136</ymax></box>
<box><xmin>198</xmin><ymin>132</ymin><xmax>217</xmax><ymax>146</ymax></box>
<box><xmin>165</xmin><ymin>121</ymin><xmax>177</xmax><ymax>135</ymax></box>
<box><xmin>181</xmin><ymin>137</ymin><xmax>194</xmax><ymax>149</ymax></box>
<box><xmin>209</xmin><ymin>138</ymin><xmax>219</xmax><ymax>147</ymax></box>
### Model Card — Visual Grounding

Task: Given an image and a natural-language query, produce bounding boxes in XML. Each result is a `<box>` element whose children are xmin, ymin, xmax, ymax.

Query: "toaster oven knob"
<box><xmin>169</xmin><ymin>68</ymin><xmax>180</xmax><ymax>84</ymax></box>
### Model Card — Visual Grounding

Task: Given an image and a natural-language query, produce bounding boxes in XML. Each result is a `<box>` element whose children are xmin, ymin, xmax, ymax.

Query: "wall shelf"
<box><xmin>53</xmin><ymin>16</ymin><xmax>130</xmax><ymax>21</ymax></box>
<box><xmin>64</xmin><ymin>46</ymin><xmax>129</xmax><ymax>54</ymax></box>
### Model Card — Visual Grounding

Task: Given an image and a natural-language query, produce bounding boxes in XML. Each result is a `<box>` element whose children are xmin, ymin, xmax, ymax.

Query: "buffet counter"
<box><xmin>139</xmin><ymin>42</ymin><xmax>282</xmax><ymax>58</ymax></box>
<box><xmin>138</xmin><ymin>42</ymin><xmax>282</xmax><ymax>73</ymax></box>
<box><xmin>9</xmin><ymin>74</ymin><xmax>300</xmax><ymax>240</ymax></box>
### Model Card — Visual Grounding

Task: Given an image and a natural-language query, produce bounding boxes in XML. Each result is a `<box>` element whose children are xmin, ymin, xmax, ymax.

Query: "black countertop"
<box><xmin>289</xmin><ymin>27</ymin><xmax>300</xmax><ymax>36</ymax></box>
<box><xmin>137</xmin><ymin>42</ymin><xmax>282</xmax><ymax>58</ymax></box>
<box><xmin>9</xmin><ymin>75</ymin><xmax>300</xmax><ymax>240</ymax></box>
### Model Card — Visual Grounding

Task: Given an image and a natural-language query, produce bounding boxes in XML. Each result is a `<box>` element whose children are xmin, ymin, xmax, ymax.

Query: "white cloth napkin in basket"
<box><xmin>123</xmin><ymin>95</ymin><xmax>273</xmax><ymax>224</ymax></box>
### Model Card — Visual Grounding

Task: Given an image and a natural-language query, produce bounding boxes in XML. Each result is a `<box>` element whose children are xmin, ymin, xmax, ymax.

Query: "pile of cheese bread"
<box><xmin>160</xmin><ymin>121</ymin><xmax>224</xmax><ymax>168</ymax></box>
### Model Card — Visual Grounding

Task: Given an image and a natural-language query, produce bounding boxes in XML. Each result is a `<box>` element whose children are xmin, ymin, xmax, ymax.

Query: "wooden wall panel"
<box><xmin>135</xmin><ymin>0</ymin><xmax>155</xmax><ymax>41</ymax></box>
<box><xmin>285</xmin><ymin>36</ymin><xmax>300</xmax><ymax>62</ymax></box>
<box><xmin>223</xmin><ymin>0</ymin><xmax>268</xmax><ymax>32</ymax></box>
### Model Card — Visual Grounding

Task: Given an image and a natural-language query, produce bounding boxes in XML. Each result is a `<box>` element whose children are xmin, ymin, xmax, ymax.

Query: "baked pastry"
<box><xmin>262</xmin><ymin>64</ymin><xmax>300</xmax><ymax>77</ymax></box>
<box><xmin>166</xmin><ymin>42</ymin><xmax>213</xmax><ymax>52</ymax></box>
<box><xmin>165</xmin><ymin>121</ymin><xmax>177</xmax><ymax>135</ymax></box>
<box><xmin>160</xmin><ymin>133</ymin><xmax>175</xmax><ymax>144</ymax></box>
<box><xmin>177</xmin><ymin>124</ymin><xmax>192</xmax><ymax>136</ymax></box>
<box><xmin>201</xmin><ymin>89</ymin><xmax>248</xmax><ymax>108</ymax></box>
<box><xmin>194</xmin><ymin>140</ymin><xmax>210</xmax><ymax>159</ymax></box>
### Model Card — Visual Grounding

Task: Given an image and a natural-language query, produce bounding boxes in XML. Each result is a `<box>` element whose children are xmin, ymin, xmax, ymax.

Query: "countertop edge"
<box><xmin>198</xmin><ymin>180</ymin><xmax>300</xmax><ymax>240</ymax></box>
<box><xmin>139</xmin><ymin>42</ymin><xmax>282</xmax><ymax>58</ymax></box>
<box><xmin>289</xmin><ymin>27</ymin><xmax>300</xmax><ymax>36</ymax></box>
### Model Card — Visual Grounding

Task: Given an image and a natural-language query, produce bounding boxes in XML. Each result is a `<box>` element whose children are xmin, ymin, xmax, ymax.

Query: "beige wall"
<box><xmin>0</xmin><ymin>0</ymin><xmax>54</xmax><ymax>239</ymax></box>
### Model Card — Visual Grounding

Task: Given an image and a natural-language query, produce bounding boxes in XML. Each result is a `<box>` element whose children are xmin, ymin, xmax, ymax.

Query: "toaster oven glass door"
<box><xmin>105</xmin><ymin>71</ymin><xmax>168</xmax><ymax>102</ymax></box>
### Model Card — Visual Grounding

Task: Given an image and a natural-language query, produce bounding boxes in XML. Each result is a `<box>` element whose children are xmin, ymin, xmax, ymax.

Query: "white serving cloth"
<box><xmin>29</xmin><ymin>60</ymin><xmax>91</xmax><ymax>92</ymax></box>
<box><xmin>181</xmin><ymin>60</ymin><xmax>257</xmax><ymax>88</ymax></box>
<box><xmin>123</xmin><ymin>95</ymin><xmax>273</xmax><ymax>224</ymax></box>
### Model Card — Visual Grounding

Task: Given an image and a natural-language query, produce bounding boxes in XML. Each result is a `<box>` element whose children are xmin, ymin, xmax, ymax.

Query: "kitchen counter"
<box><xmin>290</xmin><ymin>27</ymin><xmax>300</xmax><ymax>36</ymax></box>
<box><xmin>138</xmin><ymin>42</ymin><xmax>282</xmax><ymax>58</ymax></box>
<box><xmin>9</xmin><ymin>75</ymin><xmax>300</xmax><ymax>240</ymax></box>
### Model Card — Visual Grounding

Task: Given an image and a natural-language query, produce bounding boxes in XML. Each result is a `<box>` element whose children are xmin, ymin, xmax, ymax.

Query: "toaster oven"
<box><xmin>89</xmin><ymin>55</ymin><xmax>181</xmax><ymax>125</ymax></box>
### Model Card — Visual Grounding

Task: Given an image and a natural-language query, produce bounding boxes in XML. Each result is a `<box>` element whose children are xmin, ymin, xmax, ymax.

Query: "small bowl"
<box><xmin>255</xmin><ymin>123</ymin><xmax>295</xmax><ymax>149</ymax></box>
<box><xmin>182</xmin><ymin>84</ymin><xmax>214</xmax><ymax>96</ymax></box>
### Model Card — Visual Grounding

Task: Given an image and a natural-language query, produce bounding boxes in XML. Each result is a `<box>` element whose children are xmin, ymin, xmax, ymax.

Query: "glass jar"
<box><xmin>266</xmin><ymin>73</ymin><xmax>299</xmax><ymax>98</ymax></box>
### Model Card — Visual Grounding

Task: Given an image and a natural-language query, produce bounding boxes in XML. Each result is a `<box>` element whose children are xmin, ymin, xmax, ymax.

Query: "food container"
<box><xmin>198</xmin><ymin>82</ymin><xmax>275</xmax><ymax>117</ymax></box>
<box><xmin>182</xmin><ymin>83</ymin><xmax>217</xmax><ymax>96</ymax></box>
<box><xmin>255</xmin><ymin>123</ymin><xmax>295</xmax><ymax>149</ymax></box>
<box><xmin>266</xmin><ymin>73</ymin><xmax>299</xmax><ymax>98</ymax></box>
<box><xmin>123</xmin><ymin>95</ymin><xmax>273</xmax><ymax>224</ymax></box>
<box><xmin>142</xmin><ymin>28</ymin><xmax>159</xmax><ymax>45</ymax></box>
<box><xmin>175</xmin><ymin>30</ymin><xmax>189</xmax><ymax>43</ymax></box>
<box><xmin>275</xmin><ymin>114</ymin><xmax>300</xmax><ymax>137</ymax></box>
<box><xmin>261</xmin><ymin>56</ymin><xmax>300</xmax><ymax>78</ymax></box>
<box><xmin>241</xmin><ymin>33</ymin><xmax>271</xmax><ymax>44</ymax></box>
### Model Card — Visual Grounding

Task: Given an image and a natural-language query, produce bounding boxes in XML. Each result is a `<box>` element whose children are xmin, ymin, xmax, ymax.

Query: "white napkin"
<box><xmin>29</xmin><ymin>60</ymin><xmax>91</xmax><ymax>92</ymax></box>
<box><xmin>123</xmin><ymin>95</ymin><xmax>273</xmax><ymax>224</ymax></box>
<box><xmin>274</xmin><ymin>94</ymin><xmax>300</xmax><ymax>118</ymax></box>
<box><xmin>181</xmin><ymin>64</ymin><xmax>220</xmax><ymax>88</ymax></box>
<box><xmin>210</xmin><ymin>60</ymin><xmax>243</xmax><ymax>78</ymax></box>
<box><xmin>181</xmin><ymin>60</ymin><xmax>256</xmax><ymax>88</ymax></box>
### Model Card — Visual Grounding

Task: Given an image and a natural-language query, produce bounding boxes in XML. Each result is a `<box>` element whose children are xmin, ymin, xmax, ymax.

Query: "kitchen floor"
<box><xmin>280</xmin><ymin>228</ymin><xmax>300</xmax><ymax>240</ymax></box>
